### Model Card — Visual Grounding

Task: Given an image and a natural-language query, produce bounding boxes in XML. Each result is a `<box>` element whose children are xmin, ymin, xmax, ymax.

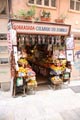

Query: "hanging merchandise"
<box><xmin>40</xmin><ymin>36</ymin><xmax>43</xmax><ymax>44</ymax></box>
<box><xmin>29</xmin><ymin>35</ymin><xmax>32</xmax><ymax>45</ymax></box>
<box><xmin>49</xmin><ymin>36</ymin><xmax>52</xmax><ymax>44</ymax></box>
<box><xmin>47</xmin><ymin>44</ymin><xmax>52</xmax><ymax>51</ymax></box>
<box><xmin>18</xmin><ymin>37</ymin><xmax>22</xmax><ymax>50</ymax></box>
<box><xmin>53</xmin><ymin>49</ymin><xmax>59</xmax><ymax>59</ymax></box>
<box><xmin>21</xmin><ymin>35</ymin><xmax>25</xmax><ymax>46</ymax></box>
<box><xmin>56</xmin><ymin>36</ymin><xmax>61</xmax><ymax>46</ymax></box>
<box><xmin>18</xmin><ymin>35</ymin><xmax>24</xmax><ymax>48</ymax></box>
<box><xmin>47</xmin><ymin>44</ymin><xmax>53</xmax><ymax>56</ymax></box>
<box><xmin>59</xmin><ymin>50</ymin><xmax>66</xmax><ymax>59</ymax></box>
<box><xmin>25</xmin><ymin>35</ymin><xmax>29</xmax><ymax>46</ymax></box>
<box><xmin>47</xmin><ymin>37</ymin><xmax>50</xmax><ymax>44</ymax></box>
<box><xmin>18</xmin><ymin>37</ymin><xmax>20</xmax><ymax>49</ymax></box>
<box><xmin>61</xmin><ymin>36</ymin><xmax>65</xmax><ymax>46</ymax></box>
<box><xmin>25</xmin><ymin>35</ymin><xmax>28</xmax><ymax>44</ymax></box>
<box><xmin>59</xmin><ymin>36</ymin><xmax>61</xmax><ymax>46</ymax></box>
<box><xmin>54</xmin><ymin>37</ymin><xmax>56</xmax><ymax>45</ymax></box>
<box><xmin>16</xmin><ymin>77</ymin><xmax>23</xmax><ymax>87</ymax></box>
<box><xmin>52</xmin><ymin>36</ymin><xmax>54</xmax><ymax>45</ymax></box>
<box><xmin>66</xmin><ymin>36</ymin><xmax>74</xmax><ymax>49</ymax></box>
<box><xmin>22</xmin><ymin>35</ymin><xmax>24</xmax><ymax>41</ymax></box>
<box><xmin>55</xmin><ymin>38</ymin><xmax>57</xmax><ymax>45</ymax></box>
<box><xmin>35</xmin><ymin>36</ymin><xmax>38</xmax><ymax>44</ymax></box>
<box><xmin>32</xmin><ymin>35</ymin><xmax>35</xmax><ymax>45</ymax></box>
<box><xmin>38</xmin><ymin>35</ymin><xmax>41</xmax><ymax>44</ymax></box>
<box><xmin>42</xmin><ymin>35</ymin><xmax>45</xmax><ymax>44</ymax></box>
<box><xmin>13</xmin><ymin>46</ymin><xmax>18</xmax><ymax>59</ymax></box>
<box><xmin>45</xmin><ymin>36</ymin><xmax>48</xmax><ymax>44</ymax></box>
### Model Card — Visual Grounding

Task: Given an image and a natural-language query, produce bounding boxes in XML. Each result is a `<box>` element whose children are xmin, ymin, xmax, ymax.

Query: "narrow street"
<box><xmin>0</xmin><ymin>80</ymin><xmax>80</xmax><ymax>120</ymax></box>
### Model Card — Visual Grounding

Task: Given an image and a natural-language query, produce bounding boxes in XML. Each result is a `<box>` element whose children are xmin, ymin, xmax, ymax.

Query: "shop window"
<box><xmin>28</xmin><ymin>0</ymin><xmax>56</xmax><ymax>8</ymax></box>
<box><xmin>0</xmin><ymin>34</ymin><xmax>7</xmax><ymax>40</ymax></box>
<box><xmin>0</xmin><ymin>46</ymin><xmax>8</xmax><ymax>53</ymax></box>
<box><xmin>28</xmin><ymin>0</ymin><xmax>35</xmax><ymax>4</ymax></box>
<box><xmin>36</xmin><ymin>0</ymin><xmax>42</xmax><ymax>5</ymax></box>
<box><xmin>0</xmin><ymin>58</ymin><xmax>9</xmax><ymax>64</ymax></box>
<box><xmin>44</xmin><ymin>0</ymin><xmax>49</xmax><ymax>6</ymax></box>
<box><xmin>74</xmin><ymin>37</ymin><xmax>80</xmax><ymax>40</ymax></box>
<box><xmin>51</xmin><ymin>0</ymin><xmax>56</xmax><ymax>7</ymax></box>
<box><xmin>70</xmin><ymin>0</ymin><xmax>80</xmax><ymax>11</ymax></box>
<box><xmin>0</xmin><ymin>0</ymin><xmax>8</xmax><ymax>15</ymax></box>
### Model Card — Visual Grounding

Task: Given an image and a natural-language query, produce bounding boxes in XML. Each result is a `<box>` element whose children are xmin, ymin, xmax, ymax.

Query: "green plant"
<box><xmin>16</xmin><ymin>5</ymin><xmax>36</xmax><ymax>19</ymax></box>
<box><xmin>26</xmin><ymin>5</ymin><xmax>36</xmax><ymax>18</ymax></box>
<box><xmin>40</xmin><ymin>10</ymin><xmax>51</xmax><ymax>18</ymax></box>
<box><xmin>35</xmin><ymin>17</ymin><xmax>40</xmax><ymax>21</ymax></box>
<box><xmin>18</xmin><ymin>9</ymin><xmax>27</xmax><ymax>18</ymax></box>
<box><xmin>58</xmin><ymin>13</ymin><xmax>68</xmax><ymax>20</ymax></box>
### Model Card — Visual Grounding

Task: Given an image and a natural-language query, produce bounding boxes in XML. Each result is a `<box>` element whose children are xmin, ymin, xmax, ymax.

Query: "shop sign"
<box><xmin>66</xmin><ymin>36</ymin><xmax>74</xmax><ymax>49</ymax></box>
<box><xmin>8</xmin><ymin>22</ymin><xmax>12</xmax><ymax>30</ymax></box>
<box><xmin>74</xmin><ymin>60</ymin><xmax>80</xmax><ymax>70</ymax></box>
<box><xmin>66</xmin><ymin>50</ymin><xmax>74</xmax><ymax>62</ymax></box>
<box><xmin>11</xmin><ymin>29</ymin><xmax>17</xmax><ymax>45</ymax></box>
<box><xmin>7</xmin><ymin>29</ymin><xmax>17</xmax><ymax>53</ymax></box>
<box><xmin>7</xmin><ymin>30</ymin><xmax>12</xmax><ymax>53</ymax></box>
<box><xmin>12</xmin><ymin>22</ymin><xmax>70</xmax><ymax>35</ymax></box>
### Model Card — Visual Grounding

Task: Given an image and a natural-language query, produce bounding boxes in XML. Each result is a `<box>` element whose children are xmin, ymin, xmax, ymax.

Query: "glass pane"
<box><xmin>44</xmin><ymin>0</ymin><xmax>49</xmax><ymax>6</ymax></box>
<box><xmin>0</xmin><ymin>34</ymin><xmax>7</xmax><ymax>40</ymax></box>
<box><xmin>76</xmin><ymin>1</ymin><xmax>80</xmax><ymax>11</ymax></box>
<box><xmin>0</xmin><ymin>58</ymin><xmax>8</xmax><ymax>64</ymax></box>
<box><xmin>0</xmin><ymin>0</ymin><xmax>7</xmax><ymax>14</ymax></box>
<box><xmin>0</xmin><ymin>46</ymin><xmax>8</xmax><ymax>52</ymax></box>
<box><xmin>36</xmin><ymin>0</ymin><xmax>42</xmax><ymax>5</ymax></box>
<box><xmin>28</xmin><ymin>0</ymin><xmax>34</xmax><ymax>4</ymax></box>
<box><xmin>70</xmin><ymin>0</ymin><xmax>75</xmax><ymax>10</ymax></box>
<box><xmin>51</xmin><ymin>0</ymin><xmax>56</xmax><ymax>7</ymax></box>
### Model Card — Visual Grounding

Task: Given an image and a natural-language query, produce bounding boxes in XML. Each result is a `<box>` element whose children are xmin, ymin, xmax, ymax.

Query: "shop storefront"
<box><xmin>8</xmin><ymin>19</ymin><xmax>72</xmax><ymax>96</ymax></box>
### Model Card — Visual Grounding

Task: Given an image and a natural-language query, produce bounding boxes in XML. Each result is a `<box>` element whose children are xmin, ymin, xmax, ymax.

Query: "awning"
<box><xmin>8</xmin><ymin>19</ymin><xmax>71</xmax><ymax>36</ymax></box>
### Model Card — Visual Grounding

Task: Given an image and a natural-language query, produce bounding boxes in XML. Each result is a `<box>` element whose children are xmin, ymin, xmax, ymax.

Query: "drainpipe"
<box><xmin>8</xmin><ymin>0</ymin><xmax>12</xmax><ymax>20</ymax></box>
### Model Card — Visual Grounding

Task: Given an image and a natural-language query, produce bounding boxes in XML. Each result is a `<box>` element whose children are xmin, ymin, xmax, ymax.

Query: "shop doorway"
<box><xmin>16</xmin><ymin>34</ymin><xmax>66</xmax><ymax>85</ymax></box>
